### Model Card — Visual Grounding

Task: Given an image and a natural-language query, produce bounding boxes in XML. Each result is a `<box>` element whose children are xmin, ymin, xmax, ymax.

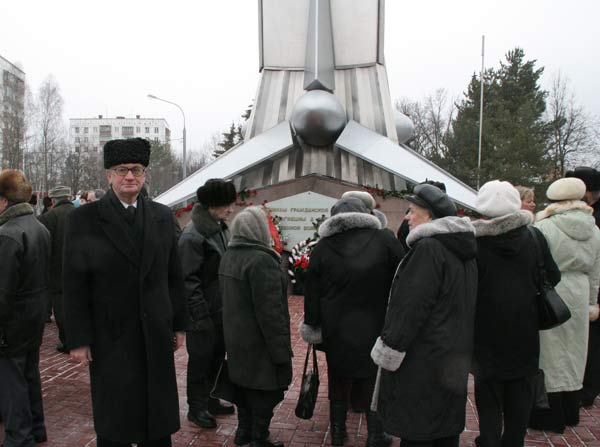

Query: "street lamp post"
<box><xmin>147</xmin><ymin>94</ymin><xmax>187</xmax><ymax>179</ymax></box>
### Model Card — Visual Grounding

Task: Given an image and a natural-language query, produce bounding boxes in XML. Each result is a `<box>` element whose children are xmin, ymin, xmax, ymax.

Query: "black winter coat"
<box><xmin>38</xmin><ymin>198</ymin><xmax>74</xmax><ymax>293</ymax></box>
<box><xmin>178</xmin><ymin>204</ymin><xmax>229</xmax><ymax>326</ymax></box>
<box><xmin>304</xmin><ymin>212</ymin><xmax>404</xmax><ymax>378</ymax></box>
<box><xmin>472</xmin><ymin>211</ymin><xmax>560</xmax><ymax>380</ymax></box>
<box><xmin>219</xmin><ymin>237</ymin><xmax>293</xmax><ymax>391</ymax></box>
<box><xmin>376</xmin><ymin>217</ymin><xmax>477</xmax><ymax>441</ymax></box>
<box><xmin>62</xmin><ymin>192</ymin><xmax>189</xmax><ymax>442</ymax></box>
<box><xmin>0</xmin><ymin>203</ymin><xmax>50</xmax><ymax>357</ymax></box>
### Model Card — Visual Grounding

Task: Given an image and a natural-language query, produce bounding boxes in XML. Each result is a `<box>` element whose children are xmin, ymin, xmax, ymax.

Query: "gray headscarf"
<box><xmin>230</xmin><ymin>206</ymin><xmax>272</xmax><ymax>246</ymax></box>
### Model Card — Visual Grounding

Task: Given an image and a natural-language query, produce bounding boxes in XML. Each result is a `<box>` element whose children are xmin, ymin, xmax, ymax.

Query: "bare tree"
<box><xmin>396</xmin><ymin>88</ymin><xmax>455</xmax><ymax>163</ymax></box>
<box><xmin>546</xmin><ymin>72</ymin><xmax>599</xmax><ymax>176</ymax></box>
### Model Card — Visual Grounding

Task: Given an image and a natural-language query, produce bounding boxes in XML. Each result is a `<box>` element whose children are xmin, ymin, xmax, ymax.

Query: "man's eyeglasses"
<box><xmin>111</xmin><ymin>166</ymin><xmax>146</xmax><ymax>177</ymax></box>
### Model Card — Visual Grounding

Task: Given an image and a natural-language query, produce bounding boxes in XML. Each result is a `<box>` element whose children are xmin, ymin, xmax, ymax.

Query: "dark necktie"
<box><xmin>126</xmin><ymin>205</ymin><xmax>136</xmax><ymax>224</ymax></box>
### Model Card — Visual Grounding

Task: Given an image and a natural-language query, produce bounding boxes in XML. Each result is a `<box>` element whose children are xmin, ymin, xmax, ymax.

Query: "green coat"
<box><xmin>219</xmin><ymin>236</ymin><xmax>293</xmax><ymax>390</ymax></box>
<box><xmin>536</xmin><ymin>201</ymin><xmax>600</xmax><ymax>392</ymax></box>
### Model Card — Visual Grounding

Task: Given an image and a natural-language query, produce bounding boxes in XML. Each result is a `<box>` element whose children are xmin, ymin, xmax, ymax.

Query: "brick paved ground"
<box><xmin>2</xmin><ymin>295</ymin><xmax>600</xmax><ymax>446</ymax></box>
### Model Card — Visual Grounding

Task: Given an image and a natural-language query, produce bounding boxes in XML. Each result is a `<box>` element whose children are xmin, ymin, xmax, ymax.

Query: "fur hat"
<box><xmin>547</xmin><ymin>177</ymin><xmax>586</xmax><ymax>201</ymax></box>
<box><xmin>330</xmin><ymin>197</ymin><xmax>369</xmax><ymax>216</ymax></box>
<box><xmin>565</xmin><ymin>167</ymin><xmax>600</xmax><ymax>192</ymax></box>
<box><xmin>196</xmin><ymin>179</ymin><xmax>237</xmax><ymax>207</ymax></box>
<box><xmin>0</xmin><ymin>169</ymin><xmax>32</xmax><ymax>204</ymax></box>
<box><xmin>476</xmin><ymin>180</ymin><xmax>521</xmax><ymax>218</ymax></box>
<box><xmin>230</xmin><ymin>206</ymin><xmax>271</xmax><ymax>246</ymax></box>
<box><xmin>341</xmin><ymin>191</ymin><xmax>376</xmax><ymax>210</ymax></box>
<box><xmin>48</xmin><ymin>185</ymin><xmax>71</xmax><ymax>199</ymax></box>
<box><xmin>103</xmin><ymin>138</ymin><xmax>151</xmax><ymax>169</ymax></box>
<box><xmin>406</xmin><ymin>184</ymin><xmax>456</xmax><ymax>219</ymax></box>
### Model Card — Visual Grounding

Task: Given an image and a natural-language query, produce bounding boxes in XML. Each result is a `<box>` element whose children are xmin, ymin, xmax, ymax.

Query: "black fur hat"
<box><xmin>565</xmin><ymin>167</ymin><xmax>600</xmax><ymax>192</ymax></box>
<box><xmin>196</xmin><ymin>179</ymin><xmax>237</xmax><ymax>207</ymax></box>
<box><xmin>103</xmin><ymin>138</ymin><xmax>151</xmax><ymax>169</ymax></box>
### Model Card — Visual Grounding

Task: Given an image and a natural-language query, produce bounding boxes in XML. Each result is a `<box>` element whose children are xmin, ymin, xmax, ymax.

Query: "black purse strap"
<box><xmin>527</xmin><ymin>226</ymin><xmax>545</xmax><ymax>292</ymax></box>
<box><xmin>302</xmin><ymin>344</ymin><xmax>319</xmax><ymax>377</ymax></box>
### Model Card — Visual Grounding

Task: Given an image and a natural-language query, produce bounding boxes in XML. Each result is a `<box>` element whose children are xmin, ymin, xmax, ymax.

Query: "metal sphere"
<box><xmin>394</xmin><ymin>110</ymin><xmax>415</xmax><ymax>144</ymax></box>
<box><xmin>291</xmin><ymin>90</ymin><xmax>347</xmax><ymax>147</ymax></box>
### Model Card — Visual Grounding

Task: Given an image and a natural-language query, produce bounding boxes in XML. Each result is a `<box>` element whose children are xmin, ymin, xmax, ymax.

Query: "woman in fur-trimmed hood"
<box><xmin>371</xmin><ymin>184</ymin><xmax>477</xmax><ymax>446</ymax></box>
<box><xmin>529</xmin><ymin>177</ymin><xmax>600</xmax><ymax>433</ymax></box>
<box><xmin>302</xmin><ymin>196</ymin><xmax>404</xmax><ymax>447</ymax></box>
<box><xmin>471</xmin><ymin>181</ymin><xmax>560</xmax><ymax>447</ymax></box>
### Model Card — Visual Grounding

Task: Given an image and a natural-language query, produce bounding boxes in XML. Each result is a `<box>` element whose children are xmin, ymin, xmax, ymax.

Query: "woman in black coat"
<box><xmin>219</xmin><ymin>207</ymin><xmax>292</xmax><ymax>447</ymax></box>
<box><xmin>302</xmin><ymin>196</ymin><xmax>404</xmax><ymax>447</ymax></box>
<box><xmin>371</xmin><ymin>184</ymin><xmax>477</xmax><ymax>447</ymax></box>
<box><xmin>472</xmin><ymin>180</ymin><xmax>560</xmax><ymax>447</ymax></box>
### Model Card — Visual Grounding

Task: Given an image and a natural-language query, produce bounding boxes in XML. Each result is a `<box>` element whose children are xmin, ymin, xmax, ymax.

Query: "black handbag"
<box><xmin>295</xmin><ymin>344</ymin><xmax>320</xmax><ymax>419</ymax></box>
<box><xmin>528</xmin><ymin>227</ymin><xmax>571</xmax><ymax>330</ymax></box>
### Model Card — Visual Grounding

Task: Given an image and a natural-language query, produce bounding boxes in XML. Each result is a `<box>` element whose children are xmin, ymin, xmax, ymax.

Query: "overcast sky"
<box><xmin>1</xmin><ymin>0</ymin><xmax>598</xmax><ymax>157</ymax></box>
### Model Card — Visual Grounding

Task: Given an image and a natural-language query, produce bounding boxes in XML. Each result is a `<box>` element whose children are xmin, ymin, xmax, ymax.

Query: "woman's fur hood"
<box><xmin>535</xmin><ymin>200</ymin><xmax>592</xmax><ymax>222</ymax></box>
<box><xmin>318</xmin><ymin>212</ymin><xmax>381</xmax><ymax>238</ymax></box>
<box><xmin>406</xmin><ymin>216</ymin><xmax>474</xmax><ymax>248</ymax></box>
<box><xmin>472</xmin><ymin>210</ymin><xmax>533</xmax><ymax>238</ymax></box>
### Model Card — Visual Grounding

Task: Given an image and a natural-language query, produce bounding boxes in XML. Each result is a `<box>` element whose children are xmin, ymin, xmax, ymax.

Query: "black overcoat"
<box><xmin>304</xmin><ymin>212</ymin><xmax>404</xmax><ymax>378</ymax></box>
<box><xmin>62</xmin><ymin>193</ymin><xmax>189</xmax><ymax>442</ymax></box>
<box><xmin>219</xmin><ymin>237</ymin><xmax>293</xmax><ymax>391</ymax></box>
<box><xmin>378</xmin><ymin>217</ymin><xmax>477</xmax><ymax>441</ymax></box>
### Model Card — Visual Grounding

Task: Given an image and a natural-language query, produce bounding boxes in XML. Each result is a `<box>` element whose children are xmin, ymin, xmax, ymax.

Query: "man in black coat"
<box><xmin>38</xmin><ymin>185</ymin><xmax>75</xmax><ymax>353</ymax></box>
<box><xmin>63</xmin><ymin>138</ymin><xmax>189</xmax><ymax>447</ymax></box>
<box><xmin>178</xmin><ymin>179</ymin><xmax>237</xmax><ymax>429</ymax></box>
<box><xmin>568</xmin><ymin>167</ymin><xmax>600</xmax><ymax>406</ymax></box>
<box><xmin>0</xmin><ymin>169</ymin><xmax>51</xmax><ymax>446</ymax></box>
<box><xmin>471</xmin><ymin>180</ymin><xmax>560</xmax><ymax>447</ymax></box>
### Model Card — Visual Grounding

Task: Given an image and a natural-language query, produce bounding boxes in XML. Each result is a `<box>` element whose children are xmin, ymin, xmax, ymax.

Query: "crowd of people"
<box><xmin>1</xmin><ymin>136</ymin><xmax>600</xmax><ymax>447</ymax></box>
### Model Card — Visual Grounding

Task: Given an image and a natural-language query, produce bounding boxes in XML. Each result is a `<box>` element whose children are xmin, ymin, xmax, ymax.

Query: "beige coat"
<box><xmin>536</xmin><ymin>201</ymin><xmax>600</xmax><ymax>392</ymax></box>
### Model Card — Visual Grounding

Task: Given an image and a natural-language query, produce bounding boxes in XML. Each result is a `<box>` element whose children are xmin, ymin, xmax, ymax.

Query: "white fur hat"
<box><xmin>476</xmin><ymin>180</ymin><xmax>521</xmax><ymax>218</ymax></box>
<box><xmin>341</xmin><ymin>190</ymin><xmax>376</xmax><ymax>210</ymax></box>
<box><xmin>546</xmin><ymin>177</ymin><xmax>586</xmax><ymax>201</ymax></box>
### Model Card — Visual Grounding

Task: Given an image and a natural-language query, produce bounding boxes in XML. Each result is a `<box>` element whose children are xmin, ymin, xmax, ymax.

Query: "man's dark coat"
<box><xmin>62</xmin><ymin>192</ymin><xmax>189</xmax><ymax>443</ymax></box>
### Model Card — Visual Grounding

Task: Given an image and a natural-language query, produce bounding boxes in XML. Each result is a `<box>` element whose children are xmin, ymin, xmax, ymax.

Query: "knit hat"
<box><xmin>48</xmin><ymin>185</ymin><xmax>71</xmax><ymax>199</ymax></box>
<box><xmin>103</xmin><ymin>138</ymin><xmax>151</xmax><ymax>169</ymax></box>
<box><xmin>196</xmin><ymin>179</ymin><xmax>237</xmax><ymax>207</ymax></box>
<box><xmin>565</xmin><ymin>167</ymin><xmax>600</xmax><ymax>192</ymax></box>
<box><xmin>230</xmin><ymin>206</ymin><xmax>271</xmax><ymax>246</ymax></box>
<box><xmin>331</xmin><ymin>197</ymin><xmax>369</xmax><ymax>216</ymax></box>
<box><xmin>547</xmin><ymin>177</ymin><xmax>586</xmax><ymax>201</ymax></box>
<box><xmin>341</xmin><ymin>191</ymin><xmax>376</xmax><ymax>210</ymax></box>
<box><xmin>476</xmin><ymin>180</ymin><xmax>521</xmax><ymax>218</ymax></box>
<box><xmin>0</xmin><ymin>169</ymin><xmax>32</xmax><ymax>204</ymax></box>
<box><xmin>406</xmin><ymin>184</ymin><xmax>456</xmax><ymax>219</ymax></box>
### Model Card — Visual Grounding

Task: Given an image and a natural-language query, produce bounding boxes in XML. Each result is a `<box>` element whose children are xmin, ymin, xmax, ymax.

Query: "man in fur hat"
<box><xmin>39</xmin><ymin>185</ymin><xmax>75</xmax><ymax>354</ymax></box>
<box><xmin>178</xmin><ymin>178</ymin><xmax>237</xmax><ymax>430</ymax></box>
<box><xmin>0</xmin><ymin>169</ymin><xmax>51</xmax><ymax>446</ymax></box>
<box><xmin>63</xmin><ymin>138</ymin><xmax>189</xmax><ymax>447</ymax></box>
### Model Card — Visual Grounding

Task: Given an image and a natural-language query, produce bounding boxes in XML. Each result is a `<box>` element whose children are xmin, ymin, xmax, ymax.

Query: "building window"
<box><xmin>84</xmin><ymin>127</ymin><xmax>89</xmax><ymax>134</ymax></box>
<box><xmin>122</xmin><ymin>126</ymin><xmax>134</xmax><ymax>137</ymax></box>
<box><xmin>84</xmin><ymin>137</ymin><xmax>88</xmax><ymax>143</ymax></box>
<box><xmin>75</xmin><ymin>145</ymin><xmax>80</xmax><ymax>152</ymax></box>
<box><xmin>76</xmin><ymin>137</ymin><xmax>80</xmax><ymax>143</ymax></box>
<box><xmin>75</xmin><ymin>127</ymin><xmax>80</xmax><ymax>134</ymax></box>
<box><xmin>154</xmin><ymin>127</ymin><xmax>159</xmax><ymax>133</ymax></box>
<box><xmin>136</xmin><ymin>126</ymin><xmax>140</xmax><ymax>133</ymax></box>
<box><xmin>114</xmin><ymin>127</ymin><xmax>119</xmax><ymax>133</ymax></box>
<box><xmin>154</xmin><ymin>137</ymin><xmax>159</xmax><ymax>142</ymax></box>
<box><xmin>94</xmin><ymin>146</ymin><xmax>98</xmax><ymax>152</ymax></box>
<box><xmin>93</xmin><ymin>127</ymin><xmax>98</xmax><ymax>133</ymax></box>
<box><xmin>145</xmin><ymin>127</ymin><xmax>150</xmax><ymax>133</ymax></box>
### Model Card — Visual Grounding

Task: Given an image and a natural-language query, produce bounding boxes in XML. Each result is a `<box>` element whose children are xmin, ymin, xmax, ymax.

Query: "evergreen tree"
<box><xmin>212</xmin><ymin>121</ymin><xmax>240</xmax><ymax>158</ymax></box>
<box><xmin>442</xmin><ymin>48</ymin><xmax>550</xmax><ymax>188</ymax></box>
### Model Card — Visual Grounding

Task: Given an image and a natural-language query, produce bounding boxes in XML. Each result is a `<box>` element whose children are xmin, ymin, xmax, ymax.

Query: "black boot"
<box><xmin>330</xmin><ymin>401</ymin><xmax>347</xmax><ymax>446</ymax></box>
<box><xmin>250</xmin><ymin>408</ymin><xmax>284</xmax><ymax>447</ymax></box>
<box><xmin>365</xmin><ymin>411</ymin><xmax>392</xmax><ymax>447</ymax></box>
<box><xmin>235</xmin><ymin>407</ymin><xmax>252</xmax><ymax>446</ymax></box>
<box><xmin>187</xmin><ymin>407</ymin><xmax>217</xmax><ymax>429</ymax></box>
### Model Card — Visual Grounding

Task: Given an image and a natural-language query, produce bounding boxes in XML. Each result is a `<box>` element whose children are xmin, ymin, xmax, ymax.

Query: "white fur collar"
<box><xmin>406</xmin><ymin>216</ymin><xmax>474</xmax><ymax>248</ymax></box>
<box><xmin>536</xmin><ymin>200</ymin><xmax>592</xmax><ymax>222</ymax></box>
<box><xmin>318</xmin><ymin>212</ymin><xmax>381</xmax><ymax>238</ymax></box>
<box><xmin>472</xmin><ymin>210</ymin><xmax>533</xmax><ymax>238</ymax></box>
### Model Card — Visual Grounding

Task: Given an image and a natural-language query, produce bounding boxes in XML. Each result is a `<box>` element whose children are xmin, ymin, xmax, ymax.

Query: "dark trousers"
<box><xmin>52</xmin><ymin>292</ymin><xmax>66</xmax><ymax>345</ymax></box>
<box><xmin>474</xmin><ymin>376</ymin><xmax>534</xmax><ymax>447</ymax></box>
<box><xmin>328</xmin><ymin>373</ymin><xmax>376</xmax><ymax>410</ymax></box>
<box><xmin>582</xmin><ymin>323</ymin><xmax>600</xmax><ymax>405</ymax></box>
<box><xmin>401</xmin><ymin>435</ymin><xmax>460</xmax><ymax>447</ymax></box>
<box><xmin>233</xmin><ymin>386</ymin><xmax>285</xmax><ymax>442</ymax></box>
<box><xmin>529</xmin><ymin>391</ymin><xmax>580</xmax><ymax>433</ymax></box>
<box><xmin>96</xmin><ymin>435</ymin><xmax>171</xmax><ymax>447</ymax></box>
<box><xmin>186</xmin><ymin>320</ymin><xmax>225</xmax><ymax>411</ymax></box>
<box><xmin>0</xmin><ymin>350</ymin><xmax>45</xmax><ymax>447</ymax></box>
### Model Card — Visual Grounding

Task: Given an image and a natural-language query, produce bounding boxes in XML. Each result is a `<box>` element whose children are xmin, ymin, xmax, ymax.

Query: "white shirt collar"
<box><xmin>120</xmin><ymin>200</ymin><xmax>137</xmax><ymax>209</ymax></box>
